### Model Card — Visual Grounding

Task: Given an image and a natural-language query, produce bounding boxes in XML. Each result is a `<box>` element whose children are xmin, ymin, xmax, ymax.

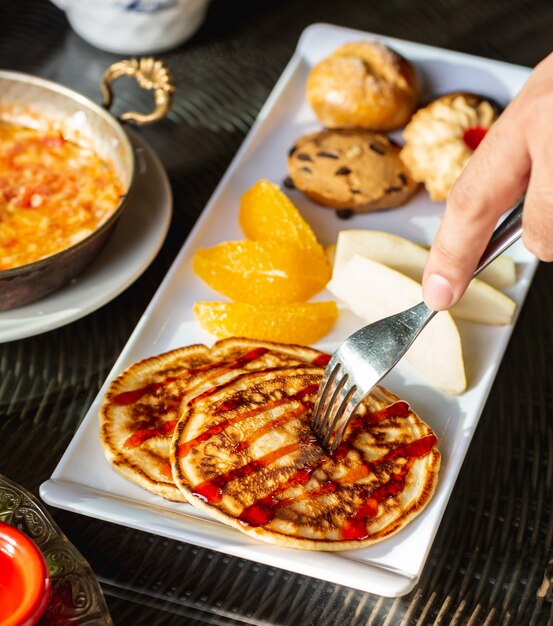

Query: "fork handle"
<box><xmin>474</xmin><ymin>196</ymin><xmax>524</xmax><ymax>277</ymax></box>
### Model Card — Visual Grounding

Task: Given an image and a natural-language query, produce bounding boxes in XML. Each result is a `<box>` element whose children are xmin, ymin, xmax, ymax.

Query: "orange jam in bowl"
<box><xmin>0</xmin><ymin>122</ymin><xmax>124</xmax><ymax>271</ymax></box>
<box><xmin>0</xmin><ymin>521</ymin><xmax>50</xmax><ymax>626</ymax></box>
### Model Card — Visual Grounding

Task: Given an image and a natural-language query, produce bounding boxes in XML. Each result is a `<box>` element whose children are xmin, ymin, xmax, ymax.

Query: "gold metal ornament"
<box><xmin>101</xmin><ymin>57</ymin><xmax>175</xmax><ymax>125</ymax></box>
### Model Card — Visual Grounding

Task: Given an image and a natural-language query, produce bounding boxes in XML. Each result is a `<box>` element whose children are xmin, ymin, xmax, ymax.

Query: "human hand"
<box><xmin>422</xmin><ymin>51</ymin><xmax>553</xmax><ymax>310</ymax></box>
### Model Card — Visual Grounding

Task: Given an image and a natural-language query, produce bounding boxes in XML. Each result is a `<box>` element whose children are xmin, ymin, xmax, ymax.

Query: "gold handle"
<box><xmin>101</xmin><ymin>58</ymin><xmax>175</xmax><ymax>125</ymax></box>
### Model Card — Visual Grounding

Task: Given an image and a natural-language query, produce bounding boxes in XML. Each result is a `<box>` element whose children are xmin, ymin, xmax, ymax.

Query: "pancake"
<box><xmin>100</xmin><ymin>338</ymin><xmax>326</xmax><ymax>501</ymax></box>
<box><xmin>172</xmin><ymin>366</ymin><xmax>440</xmax><ymax>550</ymax></box>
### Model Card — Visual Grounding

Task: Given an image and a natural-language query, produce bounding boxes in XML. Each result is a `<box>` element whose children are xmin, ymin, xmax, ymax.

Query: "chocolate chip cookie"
<box><xmin>287</xmin><ymin>129</ymin><xmax>418</xmax><ymax>214</ymax></box>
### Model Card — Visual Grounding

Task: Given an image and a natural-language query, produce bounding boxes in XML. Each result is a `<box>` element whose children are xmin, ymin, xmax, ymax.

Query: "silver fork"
<box><xmin>312</xmin><ymin>197</ymin><xmax>525</xmax><ymax>453</ymax></box>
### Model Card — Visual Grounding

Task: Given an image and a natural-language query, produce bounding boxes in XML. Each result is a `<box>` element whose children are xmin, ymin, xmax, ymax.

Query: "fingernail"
<box><xmin>423</xmin><ymin>274</ymin><xmax>454</xmax><ymax>310</ymax></box>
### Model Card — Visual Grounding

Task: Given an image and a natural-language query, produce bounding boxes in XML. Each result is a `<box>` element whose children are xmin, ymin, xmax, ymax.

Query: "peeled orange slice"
<box><xmin>194</xmin><ymin>301</ymin><xmax>338</xmax><ymax>344</ymax></box>
<box><xmin>240</xmin><ymin>179</ymin><xmax>325</xmax><ymax>254</ymax></box>
<box><xmin>193</xmin><ymin>240</ymin><xmax>331</xmax><ymax>304</ymax></box>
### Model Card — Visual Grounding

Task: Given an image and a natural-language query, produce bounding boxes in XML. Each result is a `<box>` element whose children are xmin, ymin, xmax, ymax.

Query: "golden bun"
<box><xmin>306</xmin><ymin>40</ymin><xmax>419</xmax><ymax>131</ymax></box>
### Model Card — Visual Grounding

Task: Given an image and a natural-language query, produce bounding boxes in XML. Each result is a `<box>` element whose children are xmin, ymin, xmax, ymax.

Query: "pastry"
<box><xmin>287</xmin><ymin>129</ymin><xmax>419</xmax><ymax>214</ymax></box>
<box><xmin>400</xmin><ymin>92</ymin><xmax>500</xmax><ymax>200</ymax></box>
<box><xmin>100</xmin><ymin>338</ymin><xmax>326</xmax><ymax>502</ymax></box>
<box><xmin>172</xmin><ymin>366</ymin><xmax>440</xmax><ymax>551</ymax></box>
<box><xmin>306</xmin><ymin>40</ymin><xmax>419</xmax><ymax>131</ymax></box>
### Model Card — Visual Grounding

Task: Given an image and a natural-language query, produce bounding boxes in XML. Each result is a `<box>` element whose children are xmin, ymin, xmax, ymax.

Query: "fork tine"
<box><xmin>326</xmin><ymin>389</ymin><xmax>364</xmax><ymax>454</ymax></box>
<box><xmin>312</xmin><ymin>362</ymin><xmax>348</xmax><ymax>433</ymax></box>
<box><xmin>314</xmin><ymin>370</ymin><xmax>349</xmax><ymax>441</ymax></box>
<box><xmin>310</xmin><ymin>362</ymin><xmax>340</xmax><ymax>432</ymax></box>
<box><xmin>320</xmin><ymin>383</ymin><xmax>357</xmax><ymax>450</ymax></box>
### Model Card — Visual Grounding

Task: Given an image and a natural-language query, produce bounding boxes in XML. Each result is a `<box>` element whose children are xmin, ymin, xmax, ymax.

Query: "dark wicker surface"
<box><xmin>1</xmin><ymin>0</ymin><xmax>552</xmax><ymax>624</ymax></box>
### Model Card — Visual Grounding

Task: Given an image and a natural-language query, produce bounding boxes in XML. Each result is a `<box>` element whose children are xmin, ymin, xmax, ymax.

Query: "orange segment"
<box><xmin>194</xmin><ymin>301</ymin><xmax>338</xmax><ymax>344</ymax></box>
<box><xmin>193</xmin><ymin>240</ymin><xmax>330</xmax><ymax>304</ymax></box>
<box><xmin>240</xmin><ymin>179</ymin><xmax>325</xmax><ymax>253</ymax></box>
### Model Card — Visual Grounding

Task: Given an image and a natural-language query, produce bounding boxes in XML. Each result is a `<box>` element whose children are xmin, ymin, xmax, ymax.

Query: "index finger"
<box><xmin>422</xmin><ymin>111</ymin><xmax>530</xmax><ymax>310</ymax></box>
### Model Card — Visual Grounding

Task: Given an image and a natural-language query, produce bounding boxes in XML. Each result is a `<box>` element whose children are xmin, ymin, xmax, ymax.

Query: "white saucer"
<box><xmin>0</xmin><ymin>130</ymin><xmax>172</xmax><ymax>342</ymax></box>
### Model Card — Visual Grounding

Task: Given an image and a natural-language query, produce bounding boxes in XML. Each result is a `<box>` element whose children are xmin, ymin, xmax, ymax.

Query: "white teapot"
<box><xmin>50</xmin><ymin>0</ymin><xmax>211</xmax><ymax>55</ymax></box>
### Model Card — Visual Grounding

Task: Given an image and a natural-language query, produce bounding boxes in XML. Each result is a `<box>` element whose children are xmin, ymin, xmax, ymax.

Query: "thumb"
<box><xmin>422</xmin><ymin>114</ymin><xmax>529</xmax><ymax>310</ymax></box>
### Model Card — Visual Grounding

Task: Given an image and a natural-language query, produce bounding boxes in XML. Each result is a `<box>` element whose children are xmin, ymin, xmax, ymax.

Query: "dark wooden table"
<box><xmin>1</xmin><ymin>1</ymin><xmax>552</xmax><ymax>623</ymax></box>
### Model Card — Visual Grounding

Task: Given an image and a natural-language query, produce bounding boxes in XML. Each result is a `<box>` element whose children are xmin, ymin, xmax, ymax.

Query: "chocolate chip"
<box><xmin>297</xmin><ymin>153</ymin><xmax>313</xmax><ymax>162</ymax></box>
<box><xmin>335</xmin><ymin>166</ymin><xmax>351</xmax><ymax>176</ymax></box>
<box><xmin>369</xmin><ymin>143</ymin><xmax>386</xmax><ymax>155</ymax></box>
<box><xmin>386</xmin><ymin>186</ymin><xmax>402</xmax><ymax>193</ymax></box>
<box><xmin>300</xmin><ymin>166</ymin><xmax>313</xmax><ymax>174</ymax></box>
<box><xmin>336</xmin><ymin>209</ymin><xmax>354</xmax><ymax>220</ymax></box>
<box><xmin>288</xmin><ymin>145</ymin><xmax>297</xmax><ymax>157</ymax></box>
<box><xmin>351</xmin><ymin>189</ymin><xmax>361</xmax><ymax>194</ymax></box>
<box><xmin>398</xmin><ymin>173</ymin><xmax>408</xmax><ymax>185</ymax></box>
<box><xmin>283</xmin><ymin>176</ymin><xmax>295</xmax><ymax>189</ymax></box>
<box><xmin>316</xmin><ymin>151</ymin><xmax>339</xmax><ymax>159</ymax></box>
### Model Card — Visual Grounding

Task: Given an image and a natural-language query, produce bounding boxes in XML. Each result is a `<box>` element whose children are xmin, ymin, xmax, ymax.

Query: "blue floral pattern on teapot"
<box><xmin>116</xmin><ymin>0</ymin><xmax>178</xmax><ymax>13</ymax></box>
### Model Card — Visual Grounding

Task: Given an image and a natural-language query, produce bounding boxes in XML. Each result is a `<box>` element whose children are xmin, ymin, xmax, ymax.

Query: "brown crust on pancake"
<box><xmin>172</xmin><ymin>366</ymin><xmax>440</xmax><ymax>550</ymax></box>
<box><xmin>99</xmin><ymin>338</ymin><xmax>325</xmax><ymax>501</ymax></box>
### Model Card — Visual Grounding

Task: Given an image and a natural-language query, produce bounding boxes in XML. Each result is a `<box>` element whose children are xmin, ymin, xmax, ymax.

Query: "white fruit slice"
<box><xmin>477</xmin><ymin>255</ymin><xmax>517</xmax><ymax>290</ymax></box>
<box><xmin>328</xmin><ymin>255</ymin><xmax>467</xmax><ymax>395</ymax></box>
<box><xmin>333</xmin><ymin>230</ymin><xmax>427</xmax><ymax>280</ymax></box>
<box><xmin>333</xmin><ymin>230</ymin><xmax>516</xmax><ymax>325</ymax></box>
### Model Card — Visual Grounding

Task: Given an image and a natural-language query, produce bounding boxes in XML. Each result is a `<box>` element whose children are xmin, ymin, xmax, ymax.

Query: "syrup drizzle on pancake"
<box><xmin>101</xmin><ymin>339</ymin><xmax>328</xmax><ymax>503</ymax></box>
<box><xmin>118</xmin><ymin>348</ymin><xmax>279</xmax><ymax>450</ymax></box>
<box><xmin>172</xmin><ymin>365</ymin><xmax>441</xmax><ymax>549</ymax></box>
<box><xmin>183</xmin><ymin>387</ymin><xmax>436</xmax><ymax>541</ymax></box>
<box><xmin>311</xmin><ymin>354</ymin><xmax>331</xmax><ymax>367</ymax></box>
<box><xmin>124</xmin><ymin>419</ymin><xmax>179</xmax><ymax>449</ymax></box>
<box><xmin>113</xmin><ymin>347</ymin><xmax>271</xmax><ymax>406</ymax></box>
<box><xmin>177</xmin><ymin>384</ymin><xmax>318</xmax><ymax>458</ymax></box>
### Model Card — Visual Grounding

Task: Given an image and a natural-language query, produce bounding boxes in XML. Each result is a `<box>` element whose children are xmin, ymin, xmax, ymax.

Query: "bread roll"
<box><xmin>306</xmin><ymin>41</ymin><xmax>419</xmax><ymax>131</ymax></box>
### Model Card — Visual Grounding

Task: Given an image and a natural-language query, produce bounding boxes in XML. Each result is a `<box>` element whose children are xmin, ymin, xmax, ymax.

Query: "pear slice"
<box><xmin>333</xmin><ymin>230</ymin><xmax>516</xmax><ymax>325</ymax></box>
<box><xmin>477</xmin><ymin>256</ymin><xmax>516</xmax><ymax>290</ymax></box>
<box><xmin>328</xmin><ymin>255</ymin><xmax>467</xmax><ymax>395</ymax></box>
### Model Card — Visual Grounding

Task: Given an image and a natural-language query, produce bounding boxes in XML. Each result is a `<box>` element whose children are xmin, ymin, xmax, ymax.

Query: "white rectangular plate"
<box><xmin>41</xmin><ymin>24</ymin><xmax>536</xmax><ymax>597</ymax></box>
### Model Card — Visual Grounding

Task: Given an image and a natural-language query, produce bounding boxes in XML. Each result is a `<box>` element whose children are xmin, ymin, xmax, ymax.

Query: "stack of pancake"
<box><xmin>100</xmin><ymin>337</ymin><xmax>440</xmax><ymax>550</ymax></box>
